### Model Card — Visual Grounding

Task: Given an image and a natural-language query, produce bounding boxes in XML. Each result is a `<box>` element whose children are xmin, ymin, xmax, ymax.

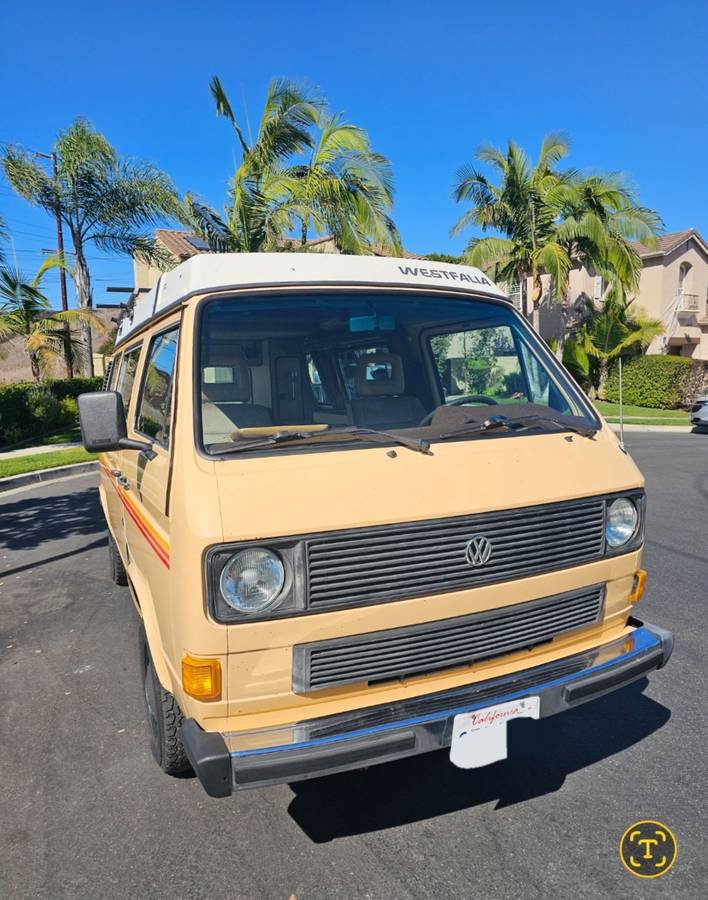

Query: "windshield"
<box><xmin>197</xmin><ymin>292</ymin><xmax>597</xmax><ymax>453</ymax></box>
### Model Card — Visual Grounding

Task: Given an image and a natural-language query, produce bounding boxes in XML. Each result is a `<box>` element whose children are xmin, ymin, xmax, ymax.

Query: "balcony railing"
<box><xmin>676</xmin><ymin>292</ymin><xmax>701</xmax><ymax>313</ymax></box>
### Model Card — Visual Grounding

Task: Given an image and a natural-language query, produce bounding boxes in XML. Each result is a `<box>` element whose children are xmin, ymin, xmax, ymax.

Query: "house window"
<box><xmin>593</xmin><ymin>276</ymin><xmax>606</xmax><ymax>301</ymax></box>
<box><xmin>508</xmin><ymin>280</ymin><xmax>522</xmax><ymax>310</ymax></box>
<box><xmin>678</xmin><ymin>262</ymin><xmax>692</xmax><ymax>296</ymax></box>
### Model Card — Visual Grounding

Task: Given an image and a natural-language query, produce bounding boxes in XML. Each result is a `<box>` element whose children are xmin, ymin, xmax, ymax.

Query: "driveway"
<box><xmin>1</xmin><ymin>434</ymin><xmax>706</xmax><ymax>899</ymax></box>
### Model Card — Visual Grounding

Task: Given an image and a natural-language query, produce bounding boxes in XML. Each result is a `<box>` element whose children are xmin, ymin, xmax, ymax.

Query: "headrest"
<box><xmin>203</xmin><ymin>342</ymin><xmax>238</xmax><ymax>366</ymax></box>
<box><xmin>202</xmin><ymin>349</ymin><xmax>251</xmax><ymax>403</ymax></box>
<box><xmin>354</xmin><ymin>353</ymin><xmax>405</xmax><ymax>397</ymax></box>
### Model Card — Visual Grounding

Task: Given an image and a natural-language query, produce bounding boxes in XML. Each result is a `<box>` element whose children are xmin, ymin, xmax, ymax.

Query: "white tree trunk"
<box><xmin>72</xmin><ymin>242</ymin><xmax>94</xmax><ymax>377</ymax></box>
<box><xmin>556</xmin><ymin>291</ymin><xmax>568</xmax><ymax>363</ymax></box>
<box><xmin>598</xmin><ymin>359</ymin><xmax>609</xmax><ymax>399</ymax></box>
<box><xmin>531</xmin><ymin>304</ymin><xmax>541</xmax><ymax>333</ymax></box>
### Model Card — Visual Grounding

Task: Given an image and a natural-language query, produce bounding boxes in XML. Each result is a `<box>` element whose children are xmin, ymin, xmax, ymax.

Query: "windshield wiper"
<box><xmin>211</xmin><ymin>426</ymin><xmax>432</xmax><ymax>455</ymax></box>
<box><xmin>333</xmin><ymin>426</ymin><xmax>432</xmax><ymax>454</ymax></box>
<box><xmin>439</xmin><ymin>413</ymin><xmax>598</xmax><ymax>441</ymax></box>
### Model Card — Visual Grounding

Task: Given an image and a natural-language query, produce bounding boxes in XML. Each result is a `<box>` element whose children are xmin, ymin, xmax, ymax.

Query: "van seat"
<box><xmin>201</xmin><ymin>355</ymin><xmax>272</xmax><ymax>443</ymax></box>
<box><xmin>349</xmin><ymin>353</ymin><xmax>425</xmax><ymax>430</ymax></box>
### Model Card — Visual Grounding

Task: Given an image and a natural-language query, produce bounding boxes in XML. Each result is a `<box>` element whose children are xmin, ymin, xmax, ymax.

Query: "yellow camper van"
<box><xmin>78</xmin><ymin>253</ymin><xmax>672</xmax><ymax>797</ymax></box>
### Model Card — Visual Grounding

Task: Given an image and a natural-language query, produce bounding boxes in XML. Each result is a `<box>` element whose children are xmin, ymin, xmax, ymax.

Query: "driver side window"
<box><xmin>429</xmin><ymin>326</ymin><xmax>527</xmax><ymax>403</ymax></box>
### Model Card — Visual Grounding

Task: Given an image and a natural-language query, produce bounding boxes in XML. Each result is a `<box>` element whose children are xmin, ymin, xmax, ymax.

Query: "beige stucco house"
<box><xmin>506</xmin><ymin>229</ymin><xmax>708</xmax><ymax>360</ymax></box>
<box><xmin>631</xmin><ymin>229</ymin><xmax>708</xmax><ymax>358</ymax></box>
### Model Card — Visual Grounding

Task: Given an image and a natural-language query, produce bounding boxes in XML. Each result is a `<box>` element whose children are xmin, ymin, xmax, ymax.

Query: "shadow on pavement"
<box><xmin>0</xmin><ymin>485</ymin><xmax>105</xmax><ymax>555</ymax></box>
<box><xmin>287</xmin><ymin>680</ymin><xmax>670</xmax><ymax>843</ymax></box>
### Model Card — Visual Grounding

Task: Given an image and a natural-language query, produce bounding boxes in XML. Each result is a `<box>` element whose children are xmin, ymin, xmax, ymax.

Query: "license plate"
<box><xmin>449</xmin><ymin>696</ymin><xmax>540</xmax><ymax>769</ymax></box>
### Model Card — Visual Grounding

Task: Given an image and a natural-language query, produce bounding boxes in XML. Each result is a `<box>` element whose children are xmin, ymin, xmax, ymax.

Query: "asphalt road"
<box><xmin>1</xmin><ymin>433</ymin><xmax>706</xmax><ymax>900</ymax></box>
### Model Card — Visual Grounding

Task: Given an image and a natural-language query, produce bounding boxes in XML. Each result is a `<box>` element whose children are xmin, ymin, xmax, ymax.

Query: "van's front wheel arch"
<box><xmin>139</xmin><ymin>630</ymin><xmax>192</xmax><ymax>777</ymax></box>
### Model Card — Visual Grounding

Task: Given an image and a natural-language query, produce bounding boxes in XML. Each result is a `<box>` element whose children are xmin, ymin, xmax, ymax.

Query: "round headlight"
<box><xmin>606</xmin><ymin>498</ymin><xmax>638</xmax><ymax>548</ymax></box>
<box><xmin>219</xmin><ymin>549</ymin><xmax>285</xmax><ymax>613</ymax></box>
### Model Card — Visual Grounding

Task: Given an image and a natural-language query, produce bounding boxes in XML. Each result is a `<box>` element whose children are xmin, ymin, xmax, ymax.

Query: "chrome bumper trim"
<box><xmin>180</xmin><ymin>620</ymin><xmax>672</xmax><ymax>796</ymax></box>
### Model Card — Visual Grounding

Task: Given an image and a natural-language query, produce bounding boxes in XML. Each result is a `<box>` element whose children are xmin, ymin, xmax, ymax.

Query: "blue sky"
<box><xmin>1</xmin><ymin>0</ymin><xmax>707</xmax><ymax>309</ymax></box>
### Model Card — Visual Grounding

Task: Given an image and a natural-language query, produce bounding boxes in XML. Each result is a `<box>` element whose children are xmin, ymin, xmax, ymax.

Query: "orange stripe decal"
<box><xmin>100</xmin><ymin>463</ymin><xmax>170</xmax><ymax>568</ymax></box>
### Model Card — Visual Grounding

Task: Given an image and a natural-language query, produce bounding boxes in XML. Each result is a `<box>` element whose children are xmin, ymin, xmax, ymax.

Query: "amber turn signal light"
<box><xmin>182</xmin><ymin>655</ymin><xmax>221</xmax><ymax>700</ymax></box>
<box><xmin>628</xmin><ymin>569</ymin><xmax>647</xmax><ymax>604</ymax></box>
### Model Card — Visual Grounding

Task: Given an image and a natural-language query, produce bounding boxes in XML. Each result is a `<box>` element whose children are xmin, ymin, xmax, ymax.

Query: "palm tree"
<box><xmin>2</xmin><ymin>119</ymin><xmax>180</xmax><ymax>375</ymax></box>
<box><xmin>184</xmin><ymin>77</ymin><xmax>322</xmax><ymax>253</ymax></box>
<box><xmin>452</xmin><ymin>134</ymin><xmax>574</xmax><ymax>325</ymax></box>
<box><xmin>0</xmin><ymin>215</ymin><xmax>6</xmax><ymax>263</ymax></box>
<box><xmin>0</xmin><ymin>259</ymin><xmax>102</xmax><ymax>380</ymax></box>
<box><xmin>553</xmin><ymin>173</ymin><xmax>662</xmax><ymax>359</ymax></box>
<box><xmin>287</xmin><ymin>114</ymin><xmax>401</xmax><ymax>254</ymax></box>
<box><xmin>451</xmin><ymin>135</ymin><xmax>662</xmax><ymax>347</ymax></box>
<box><xmin>569</xmin><ymin>285</ymin><xmax>664</xmax><ymax>398</ymax></box>
<box><xmin>185</xmin><ymin>77</ymin><xmax>400</xmax><ymax>255</ymax></box>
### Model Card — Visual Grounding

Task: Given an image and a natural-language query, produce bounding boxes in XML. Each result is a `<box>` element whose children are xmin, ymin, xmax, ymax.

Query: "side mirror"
<box><xmin>77</xmin><ymin>391</ymin><xmax>154</xmax><ymax>456</ymax></box>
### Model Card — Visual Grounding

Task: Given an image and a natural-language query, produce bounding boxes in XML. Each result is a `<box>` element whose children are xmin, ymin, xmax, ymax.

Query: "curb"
<box><xmin>608</xmin><ymin>423</ymin><xmax>694</xmax><ymax>434</ymax></box>
<box><xmin>0</xmin><ymin>460</ymin><xmax>98</xmax><ymax>494</ymax></box>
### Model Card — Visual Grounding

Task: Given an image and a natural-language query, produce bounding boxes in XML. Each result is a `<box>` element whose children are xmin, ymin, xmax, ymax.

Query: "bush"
<box><xmin>605</xmin><ymin>355</ymin><xmax>707</xmax><ymax>409</ymax></box>
<box><xmin>0</xmin><ymin>376</ymin><xmax>102</xmax><ymax>447</ymax></box>
<box><xmin>47</xmin><ymin>376</ymin><xmax>105</xmax><ymax>401</ymax></box>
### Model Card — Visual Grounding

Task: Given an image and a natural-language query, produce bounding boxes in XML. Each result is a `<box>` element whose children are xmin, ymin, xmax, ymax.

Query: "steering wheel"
<box><xmin>418</xmin><ymin>395</ymin><xmax>499</xmax><ymax>427</ymax></box>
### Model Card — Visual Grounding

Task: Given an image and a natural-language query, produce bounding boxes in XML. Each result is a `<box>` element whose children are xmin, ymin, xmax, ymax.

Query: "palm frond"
<box><xmin>536</xmin><ymin>132</ymin><xmax>570</xmax><ymax>171</ymax></box>
<box><xmin>465</xmin><ymin>236</ymin><xmax>515</xmax><ymax>270</ymax></box>
<box><xmin>2</xmin><ymin>148</ymin><xmax>57</xmax><ymax>214</ymax></box>
<box><xmin>184</xmin><ymin>194</ymin><xmax>239</xmax><ymax>252</ymax></box>
<box><xmin>209</xmin><ymin>76</ymin><xmax>250</xmax><ymax>155</ymax></box>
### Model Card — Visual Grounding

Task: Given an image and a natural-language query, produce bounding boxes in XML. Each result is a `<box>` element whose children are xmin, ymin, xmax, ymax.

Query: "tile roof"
<box><xmin>154</xmin><ymin>229</ymin><xmax>203</xmax><ymax>260</ymax></box>
<box><xmin>154</xmin><ymin>229</ymin><xmax>421</xmax><ymax>259</ymax></box>
<box><xmin>631</xmin><ymin>228</ymin><xmax>705</xmax><ymax>258</ymax></box>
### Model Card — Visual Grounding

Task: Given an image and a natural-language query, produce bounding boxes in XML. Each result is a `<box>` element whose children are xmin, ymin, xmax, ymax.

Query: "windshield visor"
<box><xmin>197</xmin><ymin>292</ymin><xmax>598</xmax><ymax>453</ymax></box>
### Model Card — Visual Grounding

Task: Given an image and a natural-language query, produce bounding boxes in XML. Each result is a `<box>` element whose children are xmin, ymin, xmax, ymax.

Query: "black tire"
<box><xmin>108</xmin><ymin>534</ymin><xmax>128</xmax><ymax>586</ymax></box>
<box><xmin>141</xmin><ymin>641</ymin><xmax>191</xmax><ymax>776</ymax></box>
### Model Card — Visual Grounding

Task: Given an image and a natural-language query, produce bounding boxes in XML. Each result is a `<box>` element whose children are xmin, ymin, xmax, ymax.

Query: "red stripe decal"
<box><xmin>101</xmin><ymin>464</ymin><xmax>170</xmax><ymax>569</ymax></box>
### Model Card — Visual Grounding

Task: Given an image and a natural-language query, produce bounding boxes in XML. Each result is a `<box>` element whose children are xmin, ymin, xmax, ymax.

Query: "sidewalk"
<box><xmin>608</xmin><ymin>423</ymin><xmax>692</xmax><ymax>433</ymax></box>
<box><xmin>0</xmin><ymin>441</ymin><xmax>82</xmax><ymax>459</ymax></box>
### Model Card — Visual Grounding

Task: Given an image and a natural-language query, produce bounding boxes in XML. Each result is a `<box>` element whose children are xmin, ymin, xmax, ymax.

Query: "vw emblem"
<box><xmin>465</xmin><ymin>534</ymin><xmax>493</xmax><ymax>567</ymax></box>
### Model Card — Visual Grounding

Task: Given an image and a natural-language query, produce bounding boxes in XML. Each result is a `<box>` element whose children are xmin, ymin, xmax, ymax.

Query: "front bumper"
<box><xmin>181</xmin><ymin>619</ymin><xmax>673</xmax><ymax>797</ymax></box>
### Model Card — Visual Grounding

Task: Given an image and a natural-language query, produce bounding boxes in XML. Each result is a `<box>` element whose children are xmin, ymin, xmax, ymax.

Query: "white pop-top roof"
<box><xmin>114</xmin><ymin>252</ymin><xmax>508</xmax><ymax>347</ymax></box>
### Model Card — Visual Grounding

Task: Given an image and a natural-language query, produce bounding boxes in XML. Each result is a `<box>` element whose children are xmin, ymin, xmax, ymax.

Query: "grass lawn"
<box><xmin>2</xmin><ymin>427</ymin><xmax>82</xmax><ymax>451</ymax></box>
<box><xmin>594</xmin><ymin>401</ymin><xmax>689</xmax><ymax>425</ymax></box>
<box><xmin>0</xmin><ymin>447</ymin><xmax>96</xmax><ymax>479</ymax></box>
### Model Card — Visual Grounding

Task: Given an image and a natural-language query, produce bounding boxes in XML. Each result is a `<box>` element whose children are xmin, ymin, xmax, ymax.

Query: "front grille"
<box><xmin>306</xmin><ymin>497</ymin><xmax>605</xmax><ymax>610</ymax></box>
<box><xmin>293</xmin><ymin>584</ymin><xmax>604</xmax><ymax>692</ymax></box>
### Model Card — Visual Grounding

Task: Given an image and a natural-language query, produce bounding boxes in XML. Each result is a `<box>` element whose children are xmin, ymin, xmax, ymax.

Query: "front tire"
<box><xmin>142</xmin><ymin>644</ymin><xmax>191</xmax><ymax>776</ymax></box>
<box><xmin>108</xmin><ymin>534</ymin><xmax>128</xmax><ymax>586</ymax></box>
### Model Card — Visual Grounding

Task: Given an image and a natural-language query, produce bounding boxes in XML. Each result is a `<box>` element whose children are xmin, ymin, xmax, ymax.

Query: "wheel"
<box><xmin>108</xmin><ymin>534</ymin><xmax>128</xmax><ymax>586</ymax></box>
<box><xmin>418</xmin><ymin>395</ymin><xmax>499</xmax><ymax>427</ymax></box>
<box><xmin>141</xmin><ymin>640</ymin><xmax>191</xmax><ymax>776</ymax></box>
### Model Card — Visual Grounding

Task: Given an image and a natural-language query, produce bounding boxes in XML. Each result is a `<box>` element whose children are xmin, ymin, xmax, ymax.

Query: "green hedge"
<box><xmin>0</xmin><ymin>377</ymin><xmax>102</xmax><ymax>447</ymax></box>
<box><xmin>605</xmin><ymin>355</ymin><xmax>706</xmax><ymax>409</ymax></box>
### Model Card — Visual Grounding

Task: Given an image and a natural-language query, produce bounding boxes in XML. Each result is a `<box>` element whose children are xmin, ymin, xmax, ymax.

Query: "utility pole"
<box><xmin>36</xmin><ymin>151</ymin><xmax>73</xmax><ymax>378</ymax></box>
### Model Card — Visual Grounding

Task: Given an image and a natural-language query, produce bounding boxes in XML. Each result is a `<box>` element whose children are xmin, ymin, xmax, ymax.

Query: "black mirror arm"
<box><xmin>118</xmin><ymin>437</ymin><xmax>157</xmax><ymax>459</ymax></box>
